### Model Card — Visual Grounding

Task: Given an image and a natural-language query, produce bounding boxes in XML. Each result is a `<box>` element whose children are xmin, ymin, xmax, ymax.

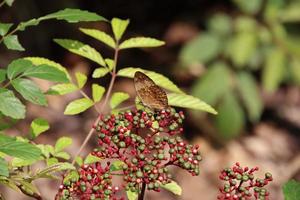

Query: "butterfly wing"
<box><xmin>134</xmin><ymin>71</ymin><xmax>168</xmax><ymax>110</ymax></box>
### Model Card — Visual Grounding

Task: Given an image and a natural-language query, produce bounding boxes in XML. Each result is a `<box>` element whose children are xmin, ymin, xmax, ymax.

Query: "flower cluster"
<box><xmin>217</xmin><ymin>162</ymin><xmax>273</xmax><ymax>200</ymax></box>
<box><xmin>56</xmin><ymin>162</ymin><xmax>121</xmax><ymax>200</ymax></box>
<box><xmin>56</xmin><ymin>108</ymin><xmax>202</xmax><ymax>199</ymax></box>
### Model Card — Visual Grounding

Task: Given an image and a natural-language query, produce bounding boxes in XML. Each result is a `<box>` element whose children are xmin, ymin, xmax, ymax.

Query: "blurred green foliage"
<box><xmin>179</xmin><ymin>0</ymin><xmax>300</xmax><ymax>139</ymax></box>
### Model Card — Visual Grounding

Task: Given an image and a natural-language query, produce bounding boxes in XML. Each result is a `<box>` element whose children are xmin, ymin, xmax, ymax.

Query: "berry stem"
<box><xmin>71</xmin><ymin>45</ymin><xmax>120</xmax><ymax>165</ymax></box>
<box><xmin>138</xmin><ymin>182</ymin><xmax>146</xmax><ymax>200</ymax></box>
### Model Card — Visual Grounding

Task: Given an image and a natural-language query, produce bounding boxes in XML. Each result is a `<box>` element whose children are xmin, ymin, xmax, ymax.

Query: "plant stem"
<box><xmin>71</xmin><ymin>46</ymin><xmax>119</xmax><ymax>165</ymax></box>
<box><xmin>138</xmin><ymin>182</ymin><xmax>146</xmax><ymax>200</ymax></box>
<box><xmin>0</xmin><ymin>26</ymin><xmax>18</xmax><ymax>44</ymax></box>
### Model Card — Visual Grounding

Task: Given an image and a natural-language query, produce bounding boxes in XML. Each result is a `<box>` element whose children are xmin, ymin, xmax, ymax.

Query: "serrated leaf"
<box><xmin>92</xmin><ymin>67</ymin><xmax>110</xmax><ymax>78</ymax></box>
<box><xmin>111</xmin><ymin>18</ymin><xmax>129</xmax><ymax>41</ymax></box>
<box><xmin>126</xmin><ymin>190</ymin><xmax>138</xmax><ymax>200</ymax></box>
<box><xmin>0</xmin><ymin>158</ymin><xmax>9</xmax><ymax>177</ymax></box>
<box><xmin>216</xmin><ymin>94</ymin><xmax>245</xmax><ymax>139</ymax></box>
<box><xmin>80</xmin><ymin>28</ymin><xmax>116</xmax><ymax>48</ymax></box>
<box><xmin>283</xmin><ymin>180</ymin><xmax>300</xmax><ymax>200</ymax></box>
<box><xmin>0</xmin><ymin>134</ymin><xmax>41</xmax><ymax>160</ymax></box>
<box><xmin>24</xmin><ymin>57</ymin><xmax>71</xmax><ymax>81</ymax></box>
<box><xmin>0</xmin><ymin>23</ymin><xmax>13</xmax><ymax>36</ymax></box>
<box><xmin>0</xmin><ymin>88</ymin><xmax>25</xmax><ymax>119</ymax></box>
<box><xmin>0</xmin><ymin>69</ymin><xmax>6</xmax><ymax>83</ymax></box>
<box><xmin>22</xmin><ymin>64</ymin><xmax>69</xmax><ymax>83</ymax></box>
<box><xmin>167</xmin><ymin>93</ymin><xmax>217</xmax><ymax>114</ymax></box>
<box><xmin>110</xmin><ymin>92</ymin><xmax>130</xmax><ymax>109</ymax></box>
<box><xmin>84</xmin><ymin>154</ymin><xmax>102</xmax><ymax>164</ymax></box>
<box><xmin>4</xmin><ymin>0</ymin><xmax>14</xmax><ymax>6</ymax></box>
<box><xmin>46</xmin><ymin>83</ymin><xmax>78</xmax><ymax>95</ymax></box>
<box><xmin>110</xmin><ymin>160</ymin><xmax>125</xmax><ymax>171</ymax></box>
<box><xmin>161</xmin><ymin>180</ymin><xmax>182</xmax><ymax>195</ymax></box>
<box><xmin>92</xmin><ymin>84</ymin><xmax>105</xmax><ymax>102</ymax></box>
<box><xmin>3</xmin><ymin>35</ymin><xmax>25</xmax><ymax>51</ymax></box>
<box><xmin>55</xmin><ymin>137</ymin><xmax>72</xmax><ymax>152</ymax></box>
<box><xmin>119</xmin><ymin>37</ymin><xmax>165</xmax><ymax>49</ymax></box>
<box><xmin>117</xmin><ymin>67</ymin><xmax>183</xmax><ymax>94</ymax></box>
<box><xmin>54</xmin><ymin>39</ymin><xmax>105</xmax><ymax>66</ymax></box>
<box><xmin>29</xmin><ymin>118</ymin><xmax>49</xmax><ymax>139</ymax></box>
<box><xmin>75</xmin><ymin>72</ymin><xmax>87</xmax><ymax>88</ymax></box>
<box><xmin>191</xmin><ymin>62</ymin><xmax>231</xmax><ymax>105</ymax></box>
<box><xmin>12</xmin><ymin>78</ymin><xmax>47</xmax><ymax>106</ymax></box>
<box><xmin>262</xmin><ymin>48</ymin><xmax>286</xmax><ymax>92</ymax></box>
<box><xmin>41</xmin><ymin>8</ymin><xmax>106</xmax><ymax>23</ymax></box>
<box><xmin>237</xmin><ymin>72</ymin><xmax>262</xmax><ymax>122</ymax></box>
<box><xmin>64</xmin><ymin>98</ymin><xmax>94</xmax><ymax>115</ymax></box>
<box><xmin>46</xmin><ymin>157</ymin><xmax>58</xmax><ymax>166</ymax></box>
<box><xmin>54</xmin><ymin>152</ymin><xmax>70</xmax><ymax>160</ymax></box>
<box><xmin>7</xmin><ymin>59</ymin><xmax>34</xmax><ymax>80</ymax></box>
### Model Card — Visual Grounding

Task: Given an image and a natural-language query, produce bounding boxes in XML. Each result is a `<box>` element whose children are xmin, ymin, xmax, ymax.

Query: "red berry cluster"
<box><xmin>217</xmin><ymin>162</ymin><xmax>273</xmax><ymax>200</ymax></box>
<box><xmin>56</xmin><ymin>162</ymin><xmax>121</xmax><ymax>200</ymax></box>
<box><xmin>93</xmin><ymin>108</ymin><xmax>201</xmax><ymax>193</ymax></box>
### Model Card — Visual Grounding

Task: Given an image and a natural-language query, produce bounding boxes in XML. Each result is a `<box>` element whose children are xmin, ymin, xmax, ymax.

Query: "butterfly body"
<box><xmin>134</xmin><ymin>71</ymin><xmax>168</xmax><ymax>110</ymax></box>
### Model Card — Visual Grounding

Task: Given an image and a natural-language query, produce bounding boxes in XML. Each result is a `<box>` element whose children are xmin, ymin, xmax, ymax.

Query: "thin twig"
<box><xmin>138</xmin><ymin>182</ymin><xmax>146</xmax><ymax>200</ymax></box>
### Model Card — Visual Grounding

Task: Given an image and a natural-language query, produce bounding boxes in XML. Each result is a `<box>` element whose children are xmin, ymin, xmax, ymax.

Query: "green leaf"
<box><xmin>46</xmin><ymin>157</ymin><xmax>58</xmax><ymax>166</ymax></box>
<box><xmin>46</xmin><ymin>83</ymin><xmax>78</xmax><ymax>95</ymax></box>
<box><xmin>111</xmin><ymin>18</ymin><xmax>129</xmax><ymax>41</ymax></box>
<box><xmin>75</xmin><ymin>72</ymin><xmax>87</xmax><ymax>88</ymax></box>
<box><xmin>29</xmin><ymin>118</ymin><xmax>50</xmax><ymax>139</ymax></box>
<box><xmin>84</xmin><ymin>154</ymin><xmax>102</xmax><ymax>165</ymax></box>
<box><xmin>216</xmin><ymin>94</ymin><xmax>245</xmax><ymax>139</ymax></box>
<box><xmin>105</xmin><ymin>58</ymin><xmax>115</xmax><ymax>70</ymax></box>
<box><xmin>12</xmin><ymin>78</ymin><xmax>47</xmax><ymax>106</ymax></box>
<box><xmin>161</xmin><ymin>180</ymin><xmax>182</xmax><ymax>195</ymax></box>
<box><xmin>283</xmin><ymin>180</ymin><xmax>300</xmax><ymax>200</ymax></box>
<box><xmin>119</xmin><ymin>37</ymin><xmax>165</xmax><ymax>49</ymax></box>
<box><xmin>208</xmin><ymin>14</ymin><xmax>232</xmax><ymax>36</ymax></box>
<box><xmin>191</xmin><ymin>62</ymin><xmax>231</xmax><ymax>105</ymax></box>
<box><xmin>18</xmin><ymin>180</ymin><xmax>40</xmax><ymax>196</ymax></box>
<box><xmin>237</xmin><ymin>72</ymin><xmax>262</xmax><ymax>122</ymax></box>
<box><xmin>24</xmin><ymin>57</ymin><xmax>71</xmax><ymax>81</ymax></box>
<box><xmin>18</xmin><ymin>19</ymin><xmax>40</xmax><ymax>31</ymax></box>
<box><xmin>0</xmin><ymin>158</ymin><xmax>9</xmax><ymax>177</ymax></box>
<box><xmin>179</xmin><ymin>33</ymin><xmax>221</xmax><ymax>66</ymax></box>
<box><xmin>54</xmin><ymin>152</ymin><xmax>70</xmax><ymax>160</ymax></box>
<box><xmin>0</xmin><ymin>88</ymin><xmax>25</xmax><ymax>119</ymax></box>
<box><xmin>290</xmin><ymin>58</ymin><xmax>300</xmax><ymax>85</ymax></box>
<box><xmin>110</xmin><ymin>92</ymin><xmax>130</xmax><ymax>109</ymax></box>
<box><xmin>167</xmin><ymin>93</ymin><xmax>217</xmax><ymax>114</ymax></box>
<box><xmin>4</xmin><ymin>0</ymin><xmax>14</xmax><ymax>6</ymax></box>
<box><xmin>92</xmin><ymin>84</ymin><xmax>105</xmax><ymax>102</ymax></box>
<box><xmin>80</xmin><ymin>28</ymin><xmax>116</xmax><ymax>48</ymax></box>
<box><xmin>75</xmin><ymin>156</ymin><xmax>83</xmax><ymax>166</ymax></box>
<box><xmin>262</xmin><ymin>48</ymin><xmax>286</xmax><ymax>92</ymax></box>
<box><xmin>126</xmin><ymin>190</ymin><xmax>138</xmax><ymax>200</ymax></box>
<box><xmin>64</xmin><ymin>98</ymin><xmax>94</xmax><ymax>115</ymax></box>
<box><xmin>54</xmin><ymin>39</ymin><xmax>105</xmax><ymax>66</ymax></box>
<box><xmin>232</xmin><ymin>0</ymin><xmax>262</xmax><ymax>15</ymax></box>
<box><xmin>110</xmin><ymin>160</ymin><xmax>125</xmax><ymax>171</ymax></box>
<box><xmin>0</xmin><ymin>134</ymin><xmax>41</xmax><ymax>160</ymax></box>
<box><xmin>11</xmin><ymin>157</ymin><xmax>38</xmax><ymax>167</ymax></box>
<box><xmin>55</xmin><ymin>137</ymin><xmax>72</xmax><ymax>152</ymax></box>
<box><xmin>279</xmin><ymin>3</ymin><xmax>300</xmax><ymax>23</ymax></box>
<box><xmin>92</xmin><ymin>67</ymin><xmax>110</xmax><ymax>78</ymax></box>
<box><xmin>63</xmin><ymin>170</ymin><xmax>79</xmax><ymax>184</ymax></box>
<box><xmin>0</xmin><ymin>69</ymin><xmax>6</xmax><ymax>83</ymax></box>
<box><xmin>3</xmin><ymin>35</ymin><xmax>25</xmax><ymax>51</ymax></box>
<box><xmin>117</xmin><ymin>67</ymin><xmax>184</xmax><ymax>94</ymax></box>
<box><xmin>41</xmin><ymin>8</ymin><xmax>107</xmax><ymax>23</ymax></box>
<box><xmin>37</xmin><ymin>144</ymin><xmax>54</xmax><ymax>158</ymax></box>
<box><xmin>35</xmin><ymin>162</ymin><xmax>75</xmax><ymax>179</ymax></box>
<box><xmin>0</xmin><ymin>23</ymin><xmax>13</xmax><ymax>36</ymax></box>
<box><xmin>7</xmin><ymin>59</ymin><xmax>34</xmax><ymax>79</ymax></box>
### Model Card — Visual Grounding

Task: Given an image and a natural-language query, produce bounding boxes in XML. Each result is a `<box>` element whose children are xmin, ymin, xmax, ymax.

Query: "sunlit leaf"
<box><xmin>54</xmin><ymin>39</ymin><xmax>105</xmax><ymax>66</ymax></box>
<box><xmin>46</xmin><ymin>157</ymin><xmax>58</xmax><ymax>166</ymax></box>
<box><xmin>64</xmin><ymin>98</ymin><xmax>94</xmax><ymax>115</ymax></box>
<box><xmin>126</xmin><ymin>190</ymin><xmax>138</xmax><ymax>200</ymax></box>
<box><xmin>111</xmin><ymin>18</ymin><xmax>129</xmax><ymax>41</ymax></box>
<box><xmin>110</xmin><ymin>92</ymin><xmax>130</xmax><ymax>109</ymax></box>
<box><xmin>80</xmin><ymin>28</ymin><xmax>116</xmax><ymax>48</ymax></box>
<box><xmin>110</xmin><ymin>160</ymin><xmax>125</xmax><ymax>171</ymax></box>
<box><xmin>105</xmin><ymin>58</ymin><xmax>115</xmax><ymax>70</ymax></box>
<box><xmin>0</xmin><ymin>158</ymin><xmax>8</xmax><ymax>177</ymax></box>
<box><xmin>54</xmin><ymin>152</ymin><xmax>70</xmax><ymax>160</ymax></box>
<box><xmin>46</xmin><ymin>83</ymin><xmax>78</xmax><ymax>95</ymax></box>
<box><xmin>3</xmin><ymin>35</ymin><xmax>25</xmax><ymax>51</ymax></box>
<box><xmin>92</xmin><ymin>84</ymin><xmax>105</xmax><ymax>102</ymax></box>
<box><xmin>75</xmin><ymin>72</ymin><xmax>87</xmax><ymax>88</ymax></box>
<box><xmin>160</xmin><ymin>180</ymin><xmax>182</xmax><ymax>195</ymax></box>
<box><xmin>283</xmin><ymin>179</ymin><xmax>300</xmax><ymax>200</ymax></box>
<box><xmin>117</xmin><ymin>67</ymin><xmax>184</xmax><ymax>94</ymax></box>
<box><xmin>119</xmin><ymin>37</ymin><xmax>165</xmax><ymax>49</ymax></box>
<box><xmin>12</xmin><ymin>78</ymin><xmax>47</xmax><ymax>106</ymax></box>
<box><xmin>29</xmin><ymin>118</ymin><xmax>50</xmax><ymax>139</ymax></box>
<box><xmin>0</xmin><ymin>88</ymin><xmax>25</xmax><ymax>119</ymax></box>
<box><xmin>55</xmin><ymin>137</ymin><xmax>72</xmax><ymax>152</ymax></box>
<box><xmin>167</xmin><ymin>93</ymin><xmax>217</xmax><ymax>114</ymax></box>
<box><xmin>4</xmin><ymin>0</ymin><xmax>14</xmax><ymax>6</ymax></box>
<box><xmin>0</xmin><ymin>69</ymin><xmax>6</xmax><ymax>83</ymax></box>
<box><xmin>84</xmin><ymin>154</ymin><xmax>102</xmax><ymax>165</ymax></box>
<box><xmin>232</xmin><ymin>0</ymin><xmax>262</xmax><ymax>15</ymax></box>
<box><xmin>11</xmin><ymin>157</ymin><xmax>38</xmax><ymax>167</ymax></box>
<box><xmin>75</xmin><ymin>156</ymin><xmax>83</xmax><ymax>166</ymax></box>
<box><xmin>0</xmin><ymin>23</ymin><xmax>13</xmax><ymax>36</ymax></box>
<box><xmin>92</xmin><ymin>67</ymin><xmax>110</xmax><ymax>78</ymax></box>
<box><xmin>63</xmin><ymin>170</ymin><xmax>79</xmax><ymax>184</ymax></box>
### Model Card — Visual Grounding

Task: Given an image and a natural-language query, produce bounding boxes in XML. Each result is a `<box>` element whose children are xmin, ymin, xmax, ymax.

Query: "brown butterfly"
<box><xmin>134</xmin><ymin>71</ymin><xmax>168</xmax><ymax>110</ymax></box>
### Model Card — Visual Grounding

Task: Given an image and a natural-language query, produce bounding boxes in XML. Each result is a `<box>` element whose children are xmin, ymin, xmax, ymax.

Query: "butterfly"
<box><xmin>134</xmin><ymin>71</ymin><xmax>168</xmax><ymax>110</ymax></box>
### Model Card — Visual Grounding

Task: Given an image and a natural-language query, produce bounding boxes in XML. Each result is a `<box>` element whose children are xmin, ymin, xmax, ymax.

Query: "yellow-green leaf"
<box><xmin>92</xmin><ymin>67</ymin><xmax>110</xmax><ymax>78</ymax></box>
<box><xmin>110</xmin><ymin>92</ymin><xmax>130</xmax><ymax>109</ymax></box>
<box><xmin>161</xmin><ymin>180</ymin><xmax>182</xmax><ymax>195</ymax></box>
<box><xmin>29</xmin><ymin>118</ymin><xmax>50</xmax><ymax>139</ymax></box>
<box><xmin>46</xmin><ymin>83</ymin><xmax>78</xmax><ymax>95</ymax></box>
<box><xmin>80</xmin><ymin>28</ymin><xmax>116</xmax><ymax>48</ymax></box>
<box><xmin>84</xmin><ymin>154</ymin><xmax>102</xmax><ymax>164</ymax></box>
<box><xmin>75</xmin><ymin>72</ymin><xmax>87</xmax><ymax>88</ymax></box>
<box><xmin>119</xmin><ymin>37</ymin><xmax>165</xmax><ymax>49</ymax></box>
<box><xmin>92</xmin><ymin>84</ymin><xmax>105</xmax><ymax>102</ymax></box>
<box><xmin>64</xmin><ymin>98</ymin><xmax>94</xmax><ymax>115</ymax></box>
<box><xmin>111</xmin><ymin>18</ymin><xmax>129</xmax><ymax>41</ymax></box>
